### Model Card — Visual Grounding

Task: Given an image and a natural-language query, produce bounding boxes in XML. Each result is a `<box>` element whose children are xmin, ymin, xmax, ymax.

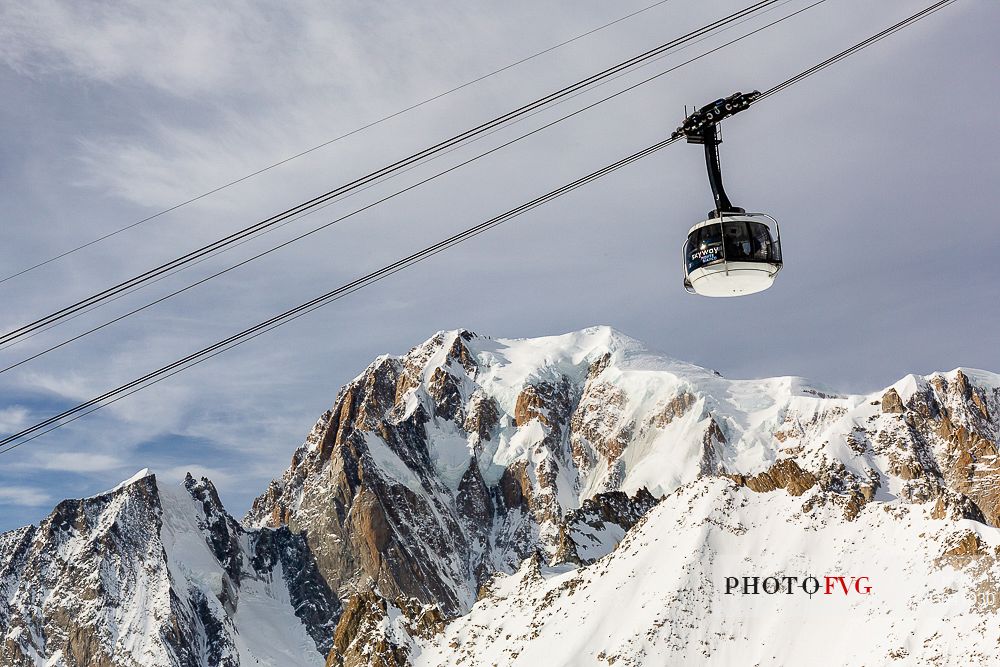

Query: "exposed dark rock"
<box><xmin>252</xmin><ymin>527</ymin><xmax>341</xmax><ymax>654</ymax></box>
<box><xmin>553</xmin><ymin>489</ymin><xmax>658</xmax><ymax>565</ymax></box>
<box><xmin>727</xmin><ymin>459</ymin><xmax>818</xmax><ymax>497</ymax></box>
<box><xmin>882</xmin><ymin>388</ymin><xmax>906</xmax><ymax>414</ymax></box>
<box><xmin>463</xmin><ymin>390</ymin><xmax>500</xmax><ymax>446</ymax></box>
<box><xmin>326</xmin><ymin>588</ymin><xmax>412</xmax><ymax>667</ymax></box>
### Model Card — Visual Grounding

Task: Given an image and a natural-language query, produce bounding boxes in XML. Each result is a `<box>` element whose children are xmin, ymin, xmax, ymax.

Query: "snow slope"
<box><xmin>418</xmin><ymin>477</ymin><xmax>1000</xmax><ymax>666</ymax></box>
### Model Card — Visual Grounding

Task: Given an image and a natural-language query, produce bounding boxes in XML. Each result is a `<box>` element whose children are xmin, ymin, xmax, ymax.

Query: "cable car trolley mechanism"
<box><xmin>672</xmin><ymin>91</ymin><xmax>782</xmax><ymax>297</ymax></box>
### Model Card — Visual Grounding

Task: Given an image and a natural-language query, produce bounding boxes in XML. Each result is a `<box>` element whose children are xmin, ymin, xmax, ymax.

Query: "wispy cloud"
<box><xmin>0</xmin><ymin>485</ymin><xmax>52</xmax><ymax>507</ymax></box>
<box><xmin>0</xmin><ymin>406</ymin><xmax>29</xmax><ymax>432</ymax></box>
<box><xmin>0</xmin><ymin>0</ymin><xmax>487</xmax><ymax>209</ymax></box>
<box><xmin>0</xmin><ymin>0</ymin><xmax>279</xmax><ymax>97</ymax></box>
<box><xmin>33</xmin><ymin>452</ymin><xmax>126</xmax><ymax>473</ymax></box>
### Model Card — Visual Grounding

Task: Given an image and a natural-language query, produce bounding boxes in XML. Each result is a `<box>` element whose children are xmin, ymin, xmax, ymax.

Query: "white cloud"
<box><xmin>0</xmin><ymin>0</ymin><xmax>550</xmax><ymax>209</ymax></box>
<box><xmin>34</xmin><ymin>452</ymin><xmax>126</xmax><ymax>473</ymax></box>
<box><xmin>0</xmin><ymin>406</ymin><xmax>29</xmax><ymax>432</ymax></box>
<box><xmin>0</xmin><ymin>0</ymin><xmax>277</xmax><ymax>97</ymax></box>
<box><xmin>0</xmin><ymin>485</ymin><xmax>52</xmax><ymax>507</ymax></box>
<box><xmin>16</xmin><ymin>370</ymin><xmax>97</xmax><ymax>403</ymax></box>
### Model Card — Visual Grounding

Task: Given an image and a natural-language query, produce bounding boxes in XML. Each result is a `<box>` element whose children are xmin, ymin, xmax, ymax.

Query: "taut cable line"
<box><xmin>0</xmin><ymin>1</ymin><xmax>783</xmax><ymax>347</ymax></box>
<box><xmin>0</xmin><ymin>0</ymin><xmax>825</xmax><ymax>375</ymax></box>
<box><xmin>0</xmin><ymin>0</ymin><xmax>957</xmax><ymax>454</ymax></box>
<box><xmin>0</xmin><ymin>0</ymin><xmax>678</xmax><ymax>286</ymax></box>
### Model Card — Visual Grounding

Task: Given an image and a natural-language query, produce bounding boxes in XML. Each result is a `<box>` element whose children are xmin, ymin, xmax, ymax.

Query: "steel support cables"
<box><xmin>0</xmin><ymin>136</ymin><xmax>681</xmax><ymax>454</ymax></box>
<box><xmin>0</xmin><ymin>0</ymin><xmax>827</xmax><ymax>375</ymax></box>
<box><xmin>0</xmin><ymin>0</ymin><xmax>677</xmax><ymax>286</ymax></box>
<box><xmin>0</xmin><ymin>0</ymin><xmax>783</xmax><ymax>347</ymax></box>
<box><xmin>0</xmin><ymin>0</ymin><xmax>959</xmax><ymax>453</ymax></box>
<box><xmin>754</xmin><ymin>0</ymin><xmax>956</xmax><ymax>103</ymax></box>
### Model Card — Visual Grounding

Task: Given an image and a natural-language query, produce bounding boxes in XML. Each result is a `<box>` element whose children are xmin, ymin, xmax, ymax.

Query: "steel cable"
<box><xmin>0</xmin><ymin>0</ymin><xmax>957</xmax><ymax>453</ymax></box>
<box><xmin>0</xmin><ymin>0</ymin><xmax>678</xmax><ymax>286</ymax></box>
<box><xmin>0</xmin><ymin>0</ymin><xmax>824</xmax><ymax>375</ymax></box>
<box><xmin>0</xmin><ymin>0</ymin><xmax>784</xmax><ymax>346</ymax></box>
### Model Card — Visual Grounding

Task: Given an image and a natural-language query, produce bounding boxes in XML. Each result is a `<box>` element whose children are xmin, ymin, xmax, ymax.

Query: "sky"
<box><xmin>0</xmin><ymin>0</ymin><xmax>997</xmax><ymax>531</ymax></box>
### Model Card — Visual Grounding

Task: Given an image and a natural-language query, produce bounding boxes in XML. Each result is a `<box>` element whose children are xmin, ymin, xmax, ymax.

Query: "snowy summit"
<box><xmin>3</xmin><ymin>327</ymin><xmax>1000</xmax><ymax>666</ymax></box>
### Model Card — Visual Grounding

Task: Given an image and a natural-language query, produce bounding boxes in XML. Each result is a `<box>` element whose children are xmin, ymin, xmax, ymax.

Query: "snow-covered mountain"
<box><xmin>3</xmin><ymin>327</ymin><xmax>1000</xmax><ymax>666</ymax></box>
<box><xmin>0</xmin><ymin>470</ymin><xmax>337</xmax><ymax>666</ymax></box>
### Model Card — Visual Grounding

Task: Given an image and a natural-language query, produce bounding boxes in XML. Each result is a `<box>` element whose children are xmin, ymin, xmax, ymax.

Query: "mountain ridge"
<box><xmin>3</xmin><ymin>326</ymin><xmax>1000</xmax><ymax>666</ymax></box>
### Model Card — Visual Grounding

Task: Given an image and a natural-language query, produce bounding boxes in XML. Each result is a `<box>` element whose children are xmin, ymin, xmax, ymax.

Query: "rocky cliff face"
<box><xmin>3</xmin><ymin>327</ymin><xmax>1000</xmax><ymax>666</ymax></box>
<box><xmin>244</xmin><ymin>329</ymin><xmax>665</xmax><ymax>665</ymax></box>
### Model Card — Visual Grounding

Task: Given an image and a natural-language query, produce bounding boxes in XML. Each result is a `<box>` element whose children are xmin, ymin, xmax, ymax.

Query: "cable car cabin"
<box><xmin>682</xmin><ymin>213</ymin><xmax>782</xmax><ymax>297</ymax></box>
<box><xmin>672</xmin><ymin>91</ymin><xmax>784</xmax><ymax>297</ymax></box>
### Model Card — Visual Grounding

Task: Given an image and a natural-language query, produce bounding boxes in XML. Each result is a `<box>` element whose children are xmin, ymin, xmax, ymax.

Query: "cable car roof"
<box><xmin>686</xmin><ymin>213</ymin><xmax>774</xmax><ymax>235</ymax></box>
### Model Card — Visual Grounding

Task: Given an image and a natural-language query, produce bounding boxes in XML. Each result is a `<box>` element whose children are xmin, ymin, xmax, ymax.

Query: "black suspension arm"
<box><xmin>701</xmin><ymin>124</ymin><xmax>735</xmax><ymax>213</ymax></box>
<box><xmin>672</xmin><ymin>90</ymin><xmax>760</xmax><ymax>215</ymax></box>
